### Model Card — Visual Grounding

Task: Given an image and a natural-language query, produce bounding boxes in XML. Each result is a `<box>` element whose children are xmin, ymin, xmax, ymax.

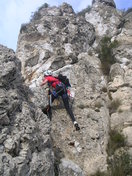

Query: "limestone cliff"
<box><xmin>0</xmin><ymin>45</ymin><xmax>53</xmax><ymax>175</ymax></box>
<box><xmin>0</xmin><ymin>0</ymin><xmax>132</xmax><ymax>175</ymax></box>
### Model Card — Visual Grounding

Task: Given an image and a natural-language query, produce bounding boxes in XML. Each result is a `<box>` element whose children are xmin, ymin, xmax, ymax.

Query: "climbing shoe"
<box><xmin>74</xmin><ymin>121</ymin><xmax>80</xmax><ymax>131</ymax></box>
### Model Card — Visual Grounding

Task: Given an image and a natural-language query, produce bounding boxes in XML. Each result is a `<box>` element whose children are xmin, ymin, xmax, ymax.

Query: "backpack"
<box><xmin>57</xmin><ymin>74</ymin><xmax>71</xmax><ymax>87</ymax></box>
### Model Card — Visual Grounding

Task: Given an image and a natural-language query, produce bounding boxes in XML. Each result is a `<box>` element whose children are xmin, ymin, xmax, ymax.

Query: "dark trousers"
<box><xmin>51</xmin><ymin>85</ymin><xmax>76</xmax><ymax>123</ymax></box>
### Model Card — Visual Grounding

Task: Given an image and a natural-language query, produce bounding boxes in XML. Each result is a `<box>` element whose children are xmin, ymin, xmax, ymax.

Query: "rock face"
<box><xmin>108</xmin><ymin>10</ymin><xmax>132</xmax><ymax>151</ymax></box>
<box><xmin>16</xmin><ymin>3</ymin><xmax>95</xmax><ymax>84</ymax></box>
<box><xmin>16</xmin><ymin>3</ymin><xmax>110</xmax><ymax>175</ymax></box>
<box><xmin>0</xmin><ymin>45</ymin><xmax>53</xmax><ymax>176</ymax></box>
<box><xmin>86</xmin><ymin>0</ymin><xmax>121</xmax><ymax>39</ymax></box>
<box><xmin>92</xmin><ymin>0</ymin><xmax>116</xmax><ymax>8</ymax></box>
<box><xmin>1</xmin><ymin>0</ymin><xmax>132</xmax><ymax>175</ymax></box>
<box><xmin>116</xmin><ymin>11</ymin><xmax>132</xmax><ymax>44</ymax></box>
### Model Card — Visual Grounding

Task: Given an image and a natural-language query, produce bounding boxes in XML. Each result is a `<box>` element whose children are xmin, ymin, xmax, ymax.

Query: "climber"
<box><xmin>40</xmin><ymin>70</ymin><xmax>80</xmax><ymax>131</ymax></box>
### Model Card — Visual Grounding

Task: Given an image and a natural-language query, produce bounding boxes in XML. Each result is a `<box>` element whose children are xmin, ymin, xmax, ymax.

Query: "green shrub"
<box><xmin>108</xmin><ymin>152</ymin><xmax>132</xmax><ymax>176</ymax></box>
<box><xmin>77</xmin><ymin>5</ymin><xmax>91</xmax><ymax>16</ymax></box>
<box><xmin>106</xmin><ymin>128</ymin><xmax>132</xmax><ymax>175</ymax></box>
<box><xmin>124</xmin><ymin>7</ymin><xmax>132</xmax><ymax>16</ymax></box>
<box><xmin>20</xmin><ymin>23</ymin><xmax>28</xmax><ymax>33</ymax></box>
<box><xmin>91</xmin><ymin>170</ymin><xmax>107</xmax><ymax>176</ymax></box>
<box><xmin>92</xmin><ymin>130</ymin><xmax>131</xmax><ymax>176</ymax></box>
<box><xmin>99</xmin><ymin>37</ymin><xmax>118</xmax><ymax>75</ymax></box>
<box><xmin>92</xmin><ymin>153</ymin><xmax>132</xmax><ymax>176</ymax></box>
<box><xmin>31</xmin><ymin>3</ymin><xmax>49</xmax><ymax>21</ymax></box>
<box><xmin>38</xmin><ymin>3</ymin><xmax>49</xmax><ymax>11</ymax></box>
<box><xmin>107</xmin><ymin>130</ymin><xmax>125</xmax><ymax>156</ymax></box>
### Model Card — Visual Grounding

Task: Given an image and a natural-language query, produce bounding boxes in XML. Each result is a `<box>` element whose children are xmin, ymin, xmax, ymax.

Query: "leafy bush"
<box><xmin>105</xmin><ymin>128</ymin><xmax>132</xmax><ymax>176</ymax></box>
<box><xmin>31</xmin><ymin>3</ymin><xmax>49</xmax><ymax>21</ymax></box>
<box><xmin>124</xmin><ymin>7</ymin><xmax>132</xmax><ymax>16</ymax></box>
<box><xmin>107</xmin><ymin>130</ymin><xmax>125</xmax><ymax>156</ymax></box>
<box><xmin>92</xmin><ymin>152</ymin><xmax>132</xmax><ymax>176</ymax></box>
<box><xmin>20</xmin><ymin>23</ymin><xmax>28</xmax><ymax>33</ymax></box>
<box><xmin>31</xmin><ymin>11</ymin><xmax>41</xmax><ymax>21</ymax></box>
<box><xmin>91</xmin><ymin>170</ymin><xmax>107</xmax><ymax>176</ymax></box>
<box><xmin>38</xmin><ymin>3</ymin><xmax>49</xmax><ymax>11</ymax></box>
<box><xmin>108</xmin><ymin>152</ymin><xmax>132</xmax><ymax>176</ymax></box>
<box><xmin>92</xmin><ymin>129</ymin><xmax>131</xmax><ymax>176</ymax></box>
<box><xmin>99</xmin><ymin>37</ymin><xmax>118</xmax><ymax>75</ymax></box>
<box><xmin>106</xmin><ymin>130</ymin><xmax>132</xmax><ymax>175</ymax></box>
<box><xmin>77</xmin><ymin>5</ymin><xmax>91</xmax><ymax>16</ymax></box>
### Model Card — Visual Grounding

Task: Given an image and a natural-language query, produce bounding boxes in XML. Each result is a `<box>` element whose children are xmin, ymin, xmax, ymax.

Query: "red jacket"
<box><xmin>42</xmin><ymin>76</ymin><xmax>61</xmax><ymax>88</ymax></box>
<box><xmin>41</xmin><ymin>75</ymin><xmax>71</xmax><ymax>96</ymax></box>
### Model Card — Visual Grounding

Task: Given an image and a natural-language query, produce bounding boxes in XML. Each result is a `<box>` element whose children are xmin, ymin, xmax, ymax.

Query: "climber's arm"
<box><xmin>40</xmin><ymin>78</ymin><xmax>48</xmax><ymax>86</ymax></box>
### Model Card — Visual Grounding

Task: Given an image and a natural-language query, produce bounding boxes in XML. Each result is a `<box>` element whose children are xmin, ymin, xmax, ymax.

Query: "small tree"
<box><xmin>99</xmin><ymin>37</ymin><xmax>118</xmax><ymax>75</ymax></box>
<box><xmin>124</xmin><ymin>7</ymin><xmax>132</xmax><ymax>16</ymax></box>
<box><xmin>38</xmin><ymin>3</ymin><xmax>49</xmax><ymax>11</ymax></box>
<box><xmin>30</xmin><ymin>3</ymin><xmax>49</xmax><ymax>21</ymax></box>
<box><xmin>77</xmin><ymin>5</ymin><xmax>91</xmax><ymax>16</ymax></box>
<box><xmin>107</xmin><ymin>130</ymin><xmax>125</xmax><ymax>156</ymax></box>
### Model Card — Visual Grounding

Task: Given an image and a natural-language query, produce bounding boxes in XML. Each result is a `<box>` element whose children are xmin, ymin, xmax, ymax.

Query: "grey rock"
<box><xmin>109</xmin><ymin>63</ymin><xmax>124</xmax><ymax>81</ymax></box>
<box><xmin>85</xmin><ymin>1</ymin><xmax>121</xmax><ymax>40</ymax></box>
<box><xmin>123</xmin><ymin>127</ymin><xmax>132</xmax><ymax>147</ymax></box>
<box><xmin>1</xmin><ymin>0</ymin><xmax>132</xmax><ymax>175</ymax></box>
<box><xmin>16</xmin><ymin>4</ymin><xmax>95</xmax><ymax>82</ymax></box>
<box><xmin>0</xmin><ymin>153</ymin><xmax>17</xmax><ymax>176</ymax></box>
<box><xmin>59</xmin><ymin>158</ymin><xmax>85</xmax><ymax>176</ymax></box>
<box><xmin>16</xmin><ymin>4</ymin><xmax>110</xmax><ymax>174</ymax></box>
<box><xmin>0</xmin><ymin>45</ymin><xmax>53</xmax><ymax>176</ymax></box>
<box><xmin>92</xmin><ymin>0</ymin><xmax>116</xmax><ymax>8</ymax></box>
